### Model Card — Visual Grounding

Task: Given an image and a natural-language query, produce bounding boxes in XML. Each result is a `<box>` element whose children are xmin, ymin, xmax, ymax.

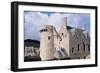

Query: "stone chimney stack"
<box><xmin>64</xmin><ymin>17</ymin><xmax>67</xmax><ymax>27</ymax></box>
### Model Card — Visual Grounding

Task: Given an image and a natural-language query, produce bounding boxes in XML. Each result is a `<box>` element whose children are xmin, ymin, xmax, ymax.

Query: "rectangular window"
<box><xmin>48</xmin><ymin>36</ymin><xmax>50</xmax><ymax>40</ymax></box>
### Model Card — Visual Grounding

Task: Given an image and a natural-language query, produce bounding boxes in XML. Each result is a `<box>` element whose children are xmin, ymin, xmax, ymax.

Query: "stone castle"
<box><xmin>40</xmin><ymin>17</ymin><xmax>90</xmax><ymax>61</ymax></box>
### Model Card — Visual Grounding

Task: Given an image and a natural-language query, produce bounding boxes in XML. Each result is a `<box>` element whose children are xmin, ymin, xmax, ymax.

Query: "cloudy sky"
<box><xmin>24</xmin><ymin>11</ymin><xmax>90</xmax><ymax>41</ymax></box>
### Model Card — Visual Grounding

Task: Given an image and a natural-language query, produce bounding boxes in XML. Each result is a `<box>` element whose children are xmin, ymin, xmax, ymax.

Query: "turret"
<box><xmin>40</xmin><ymin>25</ymin><xmax>55</xmax><ymax>61</ymax></box>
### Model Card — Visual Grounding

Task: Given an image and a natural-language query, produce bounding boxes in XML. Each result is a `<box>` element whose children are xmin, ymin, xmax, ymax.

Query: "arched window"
<box><xmin>78</xmin><ymin>44</ymin><xmax>79</xmax><ymax>52</ymax></box>
<box><xmin>83</xmin><ymin>42</ymin><xmax>85</xmax><ymax>52</ymax></box>
<box><xmin>88</xmin><ymin>44</ymin><xmax>90</xmax><ymax>51</ymax></box>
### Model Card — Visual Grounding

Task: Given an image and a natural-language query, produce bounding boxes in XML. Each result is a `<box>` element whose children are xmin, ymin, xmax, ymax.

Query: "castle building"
<box><xmin>40</xmin><ymin>17</ymin><xmax>90</xmax><ymax>61</ymax></box>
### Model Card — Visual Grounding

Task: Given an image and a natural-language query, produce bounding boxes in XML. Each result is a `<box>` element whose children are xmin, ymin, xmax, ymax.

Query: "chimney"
<box><xmin>64</xmin><ymin>17</ymin><xmax>67</xmax><ymax>27</ymax></box>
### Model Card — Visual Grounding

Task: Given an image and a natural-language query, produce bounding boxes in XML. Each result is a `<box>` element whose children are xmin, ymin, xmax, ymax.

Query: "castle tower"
<box><xmin>40</xmin><ymin>25</ymin><xmax>55</xmax><ymax>61</ymax></box>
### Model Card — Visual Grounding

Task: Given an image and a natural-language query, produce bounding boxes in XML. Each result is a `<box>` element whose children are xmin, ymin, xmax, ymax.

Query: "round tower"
<box><xmin>40</xmin><ymin>25</ymin><xmax>55</xmax><ymax>61</ymax></box>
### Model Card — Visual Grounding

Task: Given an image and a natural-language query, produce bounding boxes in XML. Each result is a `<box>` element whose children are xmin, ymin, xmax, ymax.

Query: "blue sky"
<box><xmin>24</xmin><ymin>11</ymin><xmax>90</xmax><ymax>41</ymax></box>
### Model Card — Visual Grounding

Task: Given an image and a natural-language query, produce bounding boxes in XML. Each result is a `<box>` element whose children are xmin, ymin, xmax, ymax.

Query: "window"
<box><xmin>83</xmin><ymin>42</ymin><xmax>85</xmax><ymax>51</ymax></box>
<box><xmin>72</xmin><ymin>48</ymin><xmax>74</xmax><ymax>53</ymax></box>
<box><xmin>48</xmin><ymin>36</ymin><xmax>50</xmax><ymax>40</ymax></box>
<box><xmin>62</xmin><ymin>33</ymin><xmax>63</xmax><ymax>36</ymax></box>
<box><xmin>61</xmin><ymin>33</ymin><xmax>64</xmax><ymax>38</ymax></box>
<box><xmin>88</xmin><ymin>45</ymin><xmax>90</xmax><ymax>51</ymax></box>
<box><xmin>77</xmin><ymin>44</ymin><xmax>79</xmax><ymax>52</ymax></box>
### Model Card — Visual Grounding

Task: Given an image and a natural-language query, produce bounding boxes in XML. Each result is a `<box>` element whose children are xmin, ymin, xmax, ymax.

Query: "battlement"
<box><xmin>40</xmin><ymin>25</ymin><xmax>54</xmax><ymax>32</ymax></box>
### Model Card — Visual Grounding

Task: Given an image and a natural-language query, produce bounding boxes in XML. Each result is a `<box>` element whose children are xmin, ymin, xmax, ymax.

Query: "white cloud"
<box><xmin>47</xmin><ymin>13</ymin><xmax>64</xmax><ymax>31</ymax></box>
<box><xmin>24</xmin><ymin>12</ymin><xmax>90</xmax><ymax>41</ymax></box>
<box><xmin>24</xmin><ymin>12</ymin><xmax>48</xmax><ymax>41</ymax></box>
